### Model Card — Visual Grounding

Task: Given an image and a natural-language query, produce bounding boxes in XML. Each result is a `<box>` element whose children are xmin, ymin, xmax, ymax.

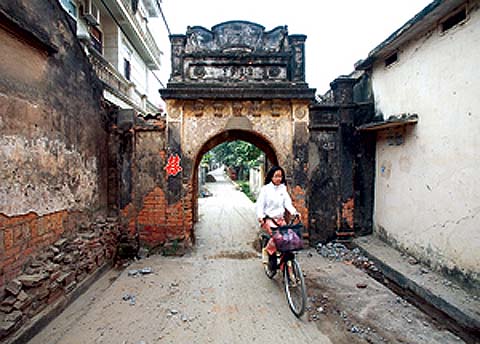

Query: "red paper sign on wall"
<box><xmin>164</xmin><ymin>153</ymin><xmax>183</xmax><ymax>176</ymax></box>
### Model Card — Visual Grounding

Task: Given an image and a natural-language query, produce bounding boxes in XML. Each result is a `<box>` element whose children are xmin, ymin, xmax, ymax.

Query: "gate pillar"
<box><xmin>308</xmin><ymin>76</ymin><xmax>375</xmax><ymax>243</ymax></box>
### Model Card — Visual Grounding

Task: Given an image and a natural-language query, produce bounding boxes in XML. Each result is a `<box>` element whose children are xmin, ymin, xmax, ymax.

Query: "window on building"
<box><xmin>131</xmin><ymin>0</ymin><xmax>139</xmax><ymax>13</ymax></box>
<box><xmin>384</xmin><ymin>52</ymin><xmax>398</xmax><ymax>67</ymax></box>
<box><xmin>90</xmin><ymin>26</ymin><xmax>103</xmax><ymax>53</ymax></box>
<box><xmin>81</xmin><ymin>0</ymin><xmax>101</xmax><ymax>26</ymax></box>
<box><xmin>441</xmin><ymin>7</ymin><xmax>467</xmax><ymax>32</ymax></box>
<box><xmin>124</xmin><ymin>59</ymin><xmax>131</xmax><ymax>81</ymax></box>
<box><xmin>59</xmin><ymin>0</ymin><xmax>78</xmax><ymax>18</ymax></box>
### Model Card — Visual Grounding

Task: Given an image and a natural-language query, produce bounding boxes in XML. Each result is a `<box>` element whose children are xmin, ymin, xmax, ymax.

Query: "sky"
<box><xmin>150</xmin><ymin>0</ymin><xmax>433</xmax><ymax>95</ymax></box>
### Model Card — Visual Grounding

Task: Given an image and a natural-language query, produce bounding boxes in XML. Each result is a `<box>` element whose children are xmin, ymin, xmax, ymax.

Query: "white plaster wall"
<box><xmin>102</xmin><ymin>15</ymin><xmax>119</xmax><ymax>67</ymax></box>
<box><xmin>371</xmin><ymin>5</ymin><xmax>480</xmax><ymax>278</ymax></box>
<box><xmin>129</xmin><ymin>43</ymin><xmax>148</xmax><ymax>94</ymax></box>
<box><xmin>147</xmin><ymin>70</ymin><xmax>162</xmax><ymax>108</ymax></box>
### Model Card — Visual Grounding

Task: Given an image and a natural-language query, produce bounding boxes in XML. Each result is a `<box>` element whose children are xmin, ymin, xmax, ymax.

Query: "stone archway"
<box><xmin>159</xmin><ymin>21</ymin><xmax>315</xmax><ymax>247</ymax></box>
<box><xmin>191</xmin><ymin>129</ymin><xmax>279</xmax><ymax>225</ymax></box>
<box><xmin>116</xmin><ymin>20</ymin><xmax>316</xmax><ymax>249</ymax></box>
<box><xmin>117</xmin><ymin>22</ymin><xmax>374</xmax><ymax>250</ymax></box>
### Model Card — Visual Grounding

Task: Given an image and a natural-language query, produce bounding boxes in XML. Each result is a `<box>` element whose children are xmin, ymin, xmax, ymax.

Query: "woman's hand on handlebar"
<box><xmin>289</xmin><ymin>213</ymin><xmax>301</xmax><ymax>225</ymax></box>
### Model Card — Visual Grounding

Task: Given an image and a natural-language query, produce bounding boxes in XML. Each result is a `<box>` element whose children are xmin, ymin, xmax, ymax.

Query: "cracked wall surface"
<box><xmin>0</xmin><ymin>2</ymin><xmax>111</xmax><ymax>339</ymax></box>
<box><xmin>371</xmin><ymin>5</ymin><xmax>480</xmax><ymax>289</ymax></box>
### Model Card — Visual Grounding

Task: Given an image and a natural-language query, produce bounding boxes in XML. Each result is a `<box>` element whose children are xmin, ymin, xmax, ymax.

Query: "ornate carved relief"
<box><xmin>167</xmin><ymin>100</ymin><xmax>182</xmax><ymax>120</ymax></box>
<box><xmin>185</xmin><ymin>21</ymin><xmax>287</xmax><ymax>54</ymax></box>
<box><xmin>186</xmin><ymin>63</ymin><xmax>287</xmax><ymax>82</ymax></box>
<box><xmin>169</xmin><ymin>108</ymin><xmax>181</xmax><ymax>120</ymax></box>
<box><xmin>271</xmin><ymin>100</ymin><xmax>285</xmax><ymax>117</ymax></box>
<box><xmin>288</xmin><ymin>35</ymin><xmax>306</xmax><ymax>82</ymax></box>
<box><xmin>213</xmin><ymin>102</ymin><xmax>224</xmax><ymax>117</ymax></box>
<box><xmin>184</xmin><ymin>26</ymin><xmax>214</xmax><ymax>53</ymax></box>
<box><xmin>194</xmin><ymin>101</ymin><xmax>204</xmax><ymax>117</ymax></box>
<box><xmin>248</xmin><ymin>101</ymin><xmax>261</xmax><ymax>117</ymax></box>
<box><xmin>294</xmin><ymin>104</ymin><xmax>308</xmax><ymax>120</ymax></box>
<box><xmin>170</xmin><ymin>36</ymin><xmax>186</xmax><ymax>81</ymax></box>
<box><xmin>168</xmin><ymin>21</ymin><xmax>307</xmax><ymax>85</ymax></box>
<box><xmin>232</xmin><ymin>102</ymin><xmax>243</xmax><ymax>116</ymax></box>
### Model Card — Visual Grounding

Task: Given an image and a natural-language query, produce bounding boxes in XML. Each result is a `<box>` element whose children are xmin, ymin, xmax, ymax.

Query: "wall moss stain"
<box><xmin>0</xmin><ymin>135</ymin><xmax>98</xmax><ymax>216</ymax></box>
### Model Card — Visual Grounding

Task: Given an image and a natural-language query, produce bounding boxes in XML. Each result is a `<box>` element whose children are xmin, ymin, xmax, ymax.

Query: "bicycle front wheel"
<box><xmin>284</xmin><ymin>258</ymin><xmax>307</xmax><ymax>317</ymax></box>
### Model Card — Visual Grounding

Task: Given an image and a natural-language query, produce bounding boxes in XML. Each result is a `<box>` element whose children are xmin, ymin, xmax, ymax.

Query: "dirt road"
<box><xmin>28</xmin><ymin>169</ymin><xmax>331</xmax><ymax>343</ymax></box>
<box><xmin>28</xmin><ymin>168</ymin><xmax>466</xmax><ymax>344</ymax></box>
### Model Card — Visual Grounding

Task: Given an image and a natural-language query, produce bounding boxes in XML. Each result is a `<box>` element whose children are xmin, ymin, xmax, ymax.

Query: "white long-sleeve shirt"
<box><xmin>256</xmin><ymin>182</ymin><xmax>297</xmax><ymax>220</ymax></box>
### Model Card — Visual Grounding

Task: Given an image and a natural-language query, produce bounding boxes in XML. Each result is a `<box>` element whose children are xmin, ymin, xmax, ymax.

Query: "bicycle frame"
<box><xmin>260</xmin><ymin>220</ymin><xmax>307</xmax><ymax>318</ymax></box>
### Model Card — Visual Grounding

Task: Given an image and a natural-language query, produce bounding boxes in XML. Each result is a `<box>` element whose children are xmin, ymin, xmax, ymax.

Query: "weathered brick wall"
<box><xmin>117</xmin><ymin>116</ymin><xmax>192</xmax><ymax>253</ymax></box>
<box><xmin>0</xmin><ymin>212</ymin><xmax>68</xmax><ymax>285</ymax></box>
<box><xmin>0</xmin><ymin>0</ymin><xmax>113</xmax><ymax>340</ymax></box>
<box><xmin>0</xmin><ymin>218</ymin><xmax>118</xmax><ymax>340</ymax></box>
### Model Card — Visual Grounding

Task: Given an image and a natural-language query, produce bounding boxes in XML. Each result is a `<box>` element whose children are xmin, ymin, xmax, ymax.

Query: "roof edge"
<box><xmin>355</xmin><ymin>0</ymin><xmax>444</xmax><ymax>70</ymax></box>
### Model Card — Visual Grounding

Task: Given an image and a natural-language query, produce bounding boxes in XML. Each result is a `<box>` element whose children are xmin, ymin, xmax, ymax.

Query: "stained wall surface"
<box><xmin>0</xmin><ymin>4</ymin><xmax>114</xmax><ymax>339</ymax></box>
<box><xmin>371</xmin><ymin>4</ymin><xmax>480</xmax><ymax>287</ymax></box>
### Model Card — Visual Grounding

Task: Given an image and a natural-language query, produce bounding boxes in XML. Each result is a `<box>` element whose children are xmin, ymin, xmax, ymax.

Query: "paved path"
<box><xmin>28</xmin><ymin>168</ymin><xmax>332</xmax><ymax>344</ymax></box>
<box><xmin>27</xmin><ymin>168</ymin><xmax>467</xmax><ymax>344</ymax></box>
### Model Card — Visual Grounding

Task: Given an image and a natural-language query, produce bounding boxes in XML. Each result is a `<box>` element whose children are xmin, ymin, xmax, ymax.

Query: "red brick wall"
<box><xmin>0</xmin><ymin>215</ymin><xmax>118</xmax><ymax>340</ymax></box>
<box><xmin>0</xmin><ymin>211</ymin><xmax>67</xmax><ymax>288</ymax></box>
<box><xmin>120</xmin><ymin>185</ymin><xmax>194</xmax><ymax>251</ymax></box>
<box><xmin>341</xmin><ymin>197</ymin><xmax>354</xmax><ymax>230</ymax></box>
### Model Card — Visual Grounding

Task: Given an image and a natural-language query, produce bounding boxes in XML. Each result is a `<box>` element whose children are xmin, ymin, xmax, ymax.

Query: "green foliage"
<box><xmin>201</xmin><ymin>152</ymin><xmax>213</xmax><ymax>166</ymax></box>
<box><xmin>209</xmin><ymin>140</ymin><xmax>262</xmax><ymax>180</ymax></box>
<box><xmin>236</xmin><ymin>180</ymin><xmax>256</xmax><ymax>202</ymax></box>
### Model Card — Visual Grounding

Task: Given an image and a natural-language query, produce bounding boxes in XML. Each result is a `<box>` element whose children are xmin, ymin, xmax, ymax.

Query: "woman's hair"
<box><xmin>264</xmin><ymin>166</ymin><xmax>286</xmax><ymax>185</ymax></box>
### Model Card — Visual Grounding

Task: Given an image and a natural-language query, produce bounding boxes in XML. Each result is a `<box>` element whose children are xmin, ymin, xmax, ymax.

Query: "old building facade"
<box><xmin>352</xmin><ymin>0</ymin><xmax>480</xmax><ymax>289</ymax></box>
<box><xmin>59</xmin><ymin>0</ymin><xmax>165</xmax><ymax>115</ymax></box>
<box><xmin>0</xmin><ymin>0</ymin><xmax>118</xmax><ymax>341</ymax></box>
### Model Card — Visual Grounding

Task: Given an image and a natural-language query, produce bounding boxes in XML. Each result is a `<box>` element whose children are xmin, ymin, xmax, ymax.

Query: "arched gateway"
<box><xmin>117</xmin><ymin>21</ymin><xmax>375</xmax><ymax>251</ymax></box>
<box><xmin>162</xmin><ymin>21</ymin><xmax>315</xmax><ymax>242</ymax></box>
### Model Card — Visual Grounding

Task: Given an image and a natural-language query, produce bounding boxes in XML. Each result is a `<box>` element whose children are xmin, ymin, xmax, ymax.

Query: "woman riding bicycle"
<box><xmin>256</xmin><ymin>166</ymin><xmax>300</xmax><ymax>270</ymax></box>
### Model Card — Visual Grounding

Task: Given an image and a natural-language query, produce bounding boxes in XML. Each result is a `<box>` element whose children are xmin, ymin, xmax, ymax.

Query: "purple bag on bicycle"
<box><xmin>273</xmin><ymin>225</ymin><xmax>304</xmax><ymax>252</ymax></box>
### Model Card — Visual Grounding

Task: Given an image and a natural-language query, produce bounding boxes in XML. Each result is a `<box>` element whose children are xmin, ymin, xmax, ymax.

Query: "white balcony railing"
<box><xmin>88</xmin><ymin>49</ymin><xmax>136</xmax><ymax>104</ymax></box>
<box><xmin>115</xmin><ymin>0</ymin><xmax>162</xmax><ymax>69</ymax></box>
<box><xmin>88</xmin><ymin>48</ymin><xmax>161</xmax><ymax>114</ymax></box>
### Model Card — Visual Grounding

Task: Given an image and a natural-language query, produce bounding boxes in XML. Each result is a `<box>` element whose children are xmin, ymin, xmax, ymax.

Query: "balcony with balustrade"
<box><xmin>103</xmin><ymin>0</ymin><xmax>162</xmax><ymax>70</ymax></box>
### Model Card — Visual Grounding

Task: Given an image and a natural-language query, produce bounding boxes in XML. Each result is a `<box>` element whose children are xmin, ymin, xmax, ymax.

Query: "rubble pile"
<box><xmin>0</xmin><ymin>218</ymin><xmax>119</xmax><ymax>340</ymax></box>
<box><xmin>316</xmin><ymin>242</ymin><xmax>381</xmax><ymax>273</ymax></box>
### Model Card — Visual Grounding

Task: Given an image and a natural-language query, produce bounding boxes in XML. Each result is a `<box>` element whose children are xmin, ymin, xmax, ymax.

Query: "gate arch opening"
<box><xmin>191</xmin><ymin>129</ymin><xmax>279</xmax><ymax>230</ymax></box>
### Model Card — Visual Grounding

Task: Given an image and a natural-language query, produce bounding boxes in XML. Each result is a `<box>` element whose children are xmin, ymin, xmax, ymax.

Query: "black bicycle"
<box><xmin>260</xmin><ymin>216</ymin><xmax>307</xmax><ymax>317</ymax></box>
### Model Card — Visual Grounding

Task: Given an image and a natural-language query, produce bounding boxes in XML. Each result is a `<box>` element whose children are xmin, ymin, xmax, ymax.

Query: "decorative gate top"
<box><xmin>165</xmin><ymin>20</ymin><xmax>311</xmax><ymax>95</ymax></box>
<box><xmin>185</xmin><ymin>21</ymin><xmax>286</xmax><ymax>54</ymax></box>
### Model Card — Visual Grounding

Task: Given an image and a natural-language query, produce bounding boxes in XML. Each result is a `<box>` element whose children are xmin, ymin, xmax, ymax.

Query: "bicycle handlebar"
<box><xmin>263</xmin><ymin>214</ymin><xmax>301</xmax><ymax>227</ymax></box>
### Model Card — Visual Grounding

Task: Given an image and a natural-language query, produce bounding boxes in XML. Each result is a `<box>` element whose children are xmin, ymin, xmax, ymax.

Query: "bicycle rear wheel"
<box><xmin>284</xmin><ymin>258</ymin><xmax>306</xmax><ymax>317</ymax></box>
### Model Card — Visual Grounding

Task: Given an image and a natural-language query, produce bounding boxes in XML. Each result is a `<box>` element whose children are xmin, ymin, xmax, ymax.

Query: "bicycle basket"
<box><xmin>273</xmin><ymin>223</ymin><xmax>304</xmax><ymax>252</ymax></box>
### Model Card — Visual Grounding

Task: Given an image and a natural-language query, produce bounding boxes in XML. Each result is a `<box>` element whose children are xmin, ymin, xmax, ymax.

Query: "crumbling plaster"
<box><xmin>166</xmin><ymin>99</ymin><xmax>310</xmax><ymax>173</ymax></box>
<box><xmin>0</xmin><ymin>134</ymin><xmax>98</xmax><ymax>216</ymax></box>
